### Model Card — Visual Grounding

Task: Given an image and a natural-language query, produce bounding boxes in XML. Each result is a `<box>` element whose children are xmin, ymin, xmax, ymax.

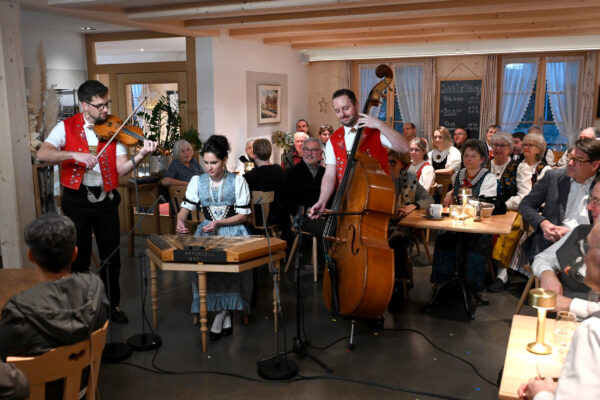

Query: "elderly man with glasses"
<box><xmin>531</xmin><ymin>180</ymin><xmax>600</xmax><ymax>319</ymax></box>
<box><xmin>519</xmin><ymin>139</ymin><xmax>600</xmax><ymax>263</ymax></box>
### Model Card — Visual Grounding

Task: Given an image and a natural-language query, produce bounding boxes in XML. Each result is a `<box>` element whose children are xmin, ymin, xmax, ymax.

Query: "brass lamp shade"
<box><xmin>527</xmin><ymin>288</ymin><xmax>557</xmax><ymax>355</ymax></box>
<box><xmin>528</xmin><ymin>288</ymin><xmax>557</xmax><ymax>309</ymax></box>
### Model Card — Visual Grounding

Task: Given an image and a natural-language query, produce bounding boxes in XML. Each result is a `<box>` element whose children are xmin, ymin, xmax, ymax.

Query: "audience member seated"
<box><xmin>556</xmin><ymin>127</ymin><xmax>600</xmax><ymax>168</ymax></box>
<box><xmin>512</xmin><ymin>131</ymin><xmax>525</xmax><ymax>161</ymax></box>
<box><xmin>402</xmin><ymin>122</ymin><xmax>417</xmax><ymax>142</ymax></box>
<box><xmin>387</xmin><ymin>149</ymin><xmax>433</xmax><ymax>310</ymax></box>
<box><xmin>243</xmin><ymin>138</ymin><xmax>285</xmax><ymax>231</ymax></box>
<box><xmin>518</xmin><ymin>138</ymin><xmax>600</xmax><ymax>262</ymax></box>
<box><xmin>0</xmin><ymin>360</ymin><xmax>28</xmax><ymax>400</ymax></box>
<box><xmin>518</xmin><ymin>221</ymin><xmax>600</xmax><ymax>400</ymax></box>
<box><xmin>161</xmin><ymin>139</ymin><xmax>203</xmax><ymax>187</ymax></box>
<box><xmin>318</xmin><ymin>124</ymin><xmax>333</xmax><ymax>147</ymax></box>
<box><xmin>0</xmin><ymin>213</ymin><xmax>109</xmax><ymax>358</ymax></box>
<box><xmin>488</xmin><ymin>132</ymin><xmax>528</xmax><ymax>291</ymax></box>
<box><xmin>0</xmin><ymin>213</ymin><xmax>109</xmax><ymax>400</ymax></box>
<box><xmin>431</xmin><ymin>139</ymin><xmax>497</xmax><ymax>294</ymax></box>
<box><xmin>527</xmin><ymin>125</ymin><xmax>555</xmax><ymax>166</ymax></box>
<box><xmin>532</xmin><ymin>180</ymin><xmax>600</xmax><ymax>320</ymax></box>
<box><xmin>236</xmin><ymin>139</ymin><xmax>255</xmax><ymax>174</ymax></box>
<box><xmin>484</xmin><ymin>124</ymin><xmax>500</xmax><ymax>161</ymax></box>
<box><xmin>296</xmin><ymin>119</ymin><xmax>310</xmax><ymax>136</ymax></box>
<box><xmin>408</xmin><ymin>137</ymin><xmax>435</xmax><ymax>191</ymax></box>
<box><xmin>282</xmin><ymin>132</ymin><xmax>308</xmax><ymax>169</ymax></box>
<box><xmin>429</xmin><ymin>126</ymin><xmax>461</xmax><ymax>176</ymax></box>
<box><xmin>453</xmin><ymin>126</ymin><xmax>468</xmax><ymax>150</ymax></box>
<box><xmin>281</xmin><ymin>137</ymin><xmax>326</xmax><ymax>239</ymax></box>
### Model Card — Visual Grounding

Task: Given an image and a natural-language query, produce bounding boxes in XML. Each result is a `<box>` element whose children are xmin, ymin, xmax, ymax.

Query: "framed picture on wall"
<box><xmin>258</xmin><ymin>84</ymin><xmax>281</xmax><ymax>124</ymax></box>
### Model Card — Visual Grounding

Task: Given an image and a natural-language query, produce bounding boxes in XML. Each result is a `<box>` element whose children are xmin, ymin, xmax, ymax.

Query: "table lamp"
<box><xmin>527</xmin><ymin>288</ymin><xmax>557</xmax><ymax>355</ymax></box>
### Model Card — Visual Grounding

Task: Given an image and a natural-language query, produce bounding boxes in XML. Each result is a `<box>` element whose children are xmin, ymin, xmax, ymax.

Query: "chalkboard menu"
<box><xmin>438</xmin><ymin>79</ymin><xmax>481</xmax><ymax>139</ymax></box>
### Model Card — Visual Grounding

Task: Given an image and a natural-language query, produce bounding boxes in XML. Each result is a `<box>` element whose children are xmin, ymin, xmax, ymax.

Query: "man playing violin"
<box><xmin>308</xmin><ymin>89</ymin><xmax>409</xmax><ymax>218</ymax></box>
<box><xmin>37</xmin><ymin>80</ymin><xmax>157</xmax><ymax>324</ymax></box>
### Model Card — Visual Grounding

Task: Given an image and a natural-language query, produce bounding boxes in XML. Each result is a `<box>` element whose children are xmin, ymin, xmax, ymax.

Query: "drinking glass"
<box><xmin>449</xmin><ymin>205</ymin><xmax>461</xmax><ymax>224</ymax></box>
<box><xmin>553</xmin><ymin>311</ymin><xmax>577</xmax><ymax>362</ymax></box>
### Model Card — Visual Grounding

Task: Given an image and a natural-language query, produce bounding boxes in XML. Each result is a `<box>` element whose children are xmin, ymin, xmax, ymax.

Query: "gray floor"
<box><xmin>98</xmin><ymin>234</ymin><xmax>536</xmax><ymax>400</ymax></box>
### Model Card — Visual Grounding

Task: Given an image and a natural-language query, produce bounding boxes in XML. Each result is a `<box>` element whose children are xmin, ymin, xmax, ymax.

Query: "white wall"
<box><xmin>202</xmin><ymin>34</ymin><xmax>308</xmax><ymax>170</ymax></box>
<box><xmin>21</xmin><ymin>10</ymin><xmax>87</xmax><ymax>90</ymax></box>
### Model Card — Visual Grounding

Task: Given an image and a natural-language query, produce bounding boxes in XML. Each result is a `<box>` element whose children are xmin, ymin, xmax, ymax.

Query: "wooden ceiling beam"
<box><xmin>230</xmin><ymin>7</ymin><xmax>600</xmax><ymax>39</ymax></box>
<box><xmin>185</xmin><ymin>0</ymin><xmax>600</xmax><ymax>29</ymax></box>
<box><xmin>264</xmin><ymin>18</ymin><xmax>599</xmax><ymax>46</ymax></box>
<box><xmin>290</xmin><ymin>28</ymin><xmax>600</xmax><ymax>49</ymax></box>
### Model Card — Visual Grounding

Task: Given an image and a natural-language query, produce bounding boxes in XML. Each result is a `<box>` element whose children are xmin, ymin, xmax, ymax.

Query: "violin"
<box><xmin>94</xmin><ymin>115</ymin><xmax>146</xmax><ymax>147</ymax></box>
<box><xmin>94</xmin><ymin>115</ymin><xmax>166</xmax><ymax>155</ymax></box>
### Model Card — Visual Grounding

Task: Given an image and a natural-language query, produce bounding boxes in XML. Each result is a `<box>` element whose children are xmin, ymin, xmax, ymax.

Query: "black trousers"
<box><xmin>61</xmin><ymin>186</ymin><xmax>122</xmax><ymax>308</ymax></box>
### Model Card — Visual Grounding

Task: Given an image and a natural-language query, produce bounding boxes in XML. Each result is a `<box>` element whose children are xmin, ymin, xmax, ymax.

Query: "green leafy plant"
<box><xmin>271</xmin><ymin>130</ymin><xmax>294</xmax><ymax>152</ymax></box>
<box><xmin>181</xmin><ymin>126</ymin><xmax>203</xmax><ymax>151</ymax></box>
<box><xmin>137</xmin><ymin>96</ymin><xmax>184</xmax><ymax>155</ymax></box>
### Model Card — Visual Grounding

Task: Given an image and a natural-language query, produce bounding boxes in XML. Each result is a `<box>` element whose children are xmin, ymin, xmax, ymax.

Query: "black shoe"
<box><xmin>487</xmin><ymin>278</ymin><xmax>508</xmax><ymax>293</ymax></box>
<box><xmin>476</xmin><ymin>293</ymin><xmax>490</xmax><ymax>306</ymax></box>
<box><xmin>222</xmin><ymin>326</ymin><xmax>233</xmax><ymax>336</ymax></box>
<box><xmin>209</xmin><ymin>330</ymin><xmax>223</xmax><ymax>341</ymax></box>
<box><xmin>110</xmin><ymin>308</ymin><xmax>129</xmax><ymax>324</ymax></box>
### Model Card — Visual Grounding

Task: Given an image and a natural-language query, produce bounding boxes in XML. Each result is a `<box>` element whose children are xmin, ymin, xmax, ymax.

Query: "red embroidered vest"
<box><xmin>330</xmin><ymin>126</ymin><xmax>389</xmax><ymax>186</ymax></box>
<box><xmin>60</xmin><ymin>113</ymin><xmax>119</xmax><ymax>192</ymax></box>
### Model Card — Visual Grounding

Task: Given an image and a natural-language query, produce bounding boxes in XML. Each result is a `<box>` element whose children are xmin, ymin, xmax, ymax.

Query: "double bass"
<box><xmin>322</xmin><ymin>65</ymin><xmax>396</xmax><ymax>318</ymax></box>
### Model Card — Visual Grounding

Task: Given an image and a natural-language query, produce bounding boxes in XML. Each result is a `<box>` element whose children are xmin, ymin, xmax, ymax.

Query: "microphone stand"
<box><xmin>256</xmin><ymin>197</ymin><xmax>298</xmax><ymax>380</ymax></box>
<box><xmin>126</xmin><ymin>162</ymin><xmax>162</xmax><ymax>351</ymax></box>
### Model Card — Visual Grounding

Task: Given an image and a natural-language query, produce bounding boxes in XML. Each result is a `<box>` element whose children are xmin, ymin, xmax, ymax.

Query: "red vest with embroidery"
<box><xmin>60</xmin><ymin>113</ymin><xmax>119</xmax><ymax>192</ymax></box>
<box><xmin>415</xmin><ymin>161</ymin><xmax>431</xmax><ymax>181</ymax></box>
<box><xmin>330</xmin><ymin>126</ymin><xmax>389</xmax><ymax>186</ymax></box>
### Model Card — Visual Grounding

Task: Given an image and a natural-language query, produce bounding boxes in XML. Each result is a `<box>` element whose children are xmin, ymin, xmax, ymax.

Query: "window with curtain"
<box><xmin>358</xmin><ymin>62</ymin><xmax>423</xmax><ymax>135</ymax></box>
<box><xmin>500</xmin><ymin>56</ymin><xmax>583</xmax><ymax>151</ymax></box>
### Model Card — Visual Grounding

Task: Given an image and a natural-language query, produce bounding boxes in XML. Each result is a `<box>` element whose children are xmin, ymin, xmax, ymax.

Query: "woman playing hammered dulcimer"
<box><xmin>175</xmin><ymin>135</ymin><xmax>252</xmax><ymax>341</ymax></box>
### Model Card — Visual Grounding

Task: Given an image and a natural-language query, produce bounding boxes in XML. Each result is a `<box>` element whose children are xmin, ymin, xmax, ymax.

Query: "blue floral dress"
<box><xmin>181</xmin><ymin>171</ymin><xmax>252</xmax><ymax>314</ymax></box>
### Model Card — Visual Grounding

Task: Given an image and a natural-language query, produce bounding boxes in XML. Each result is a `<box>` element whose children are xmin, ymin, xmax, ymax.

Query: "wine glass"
<box><xmin>553</xmin><ymin>311</ymin><xmax>577</xmax><ymax>362</ymax></box>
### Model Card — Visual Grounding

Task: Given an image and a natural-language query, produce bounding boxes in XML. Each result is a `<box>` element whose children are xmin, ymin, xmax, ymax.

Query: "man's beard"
<box><xmin>340</xmin><ymin>115</ymin><xmax>357</xmax><ymax>128</ymax></box>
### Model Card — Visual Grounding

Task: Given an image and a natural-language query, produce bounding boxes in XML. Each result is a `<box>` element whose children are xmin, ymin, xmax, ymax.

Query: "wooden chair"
<box><xmin>168</xmin><ymin>185</ymin><xmax>203</xmax><ymax>233</ymax></box>
<box><xmin>7</xmin><ymin>321</ymin><xmax>109</xmax><ymax>400</ymax></box>
<box><xmin>435</xmin><ymin>173</ymin><xmax>453</xmax><ymax>204</ymax></box>
<box><xmin>284</xmin><ymin>231</ymin><xmax>318</xmax><ymax>282</ymax></box>
<box><xmin>514</xmin><ymin>263</ymin><xmax>539</xmax><ymax>314</ymax></box>
<box><xmin>249</xmin><ymin>191</ymin><xmax>280</xmax><ymax>238</ymax></box>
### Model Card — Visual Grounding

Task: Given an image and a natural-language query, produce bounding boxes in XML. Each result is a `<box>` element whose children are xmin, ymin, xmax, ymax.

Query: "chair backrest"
<box><xmin>435</xmin><ymin>173</ymin><xmax>453</xmax><ymax>202</ymax></box>
<box><xmin>7</xmin><ymin>321</ymin><xmax>109</xmax><ymax>400</ymax></box>
<box><xmin>249</xmin><ymin>191</ymin><xmax>275</xmax><ymax>231</ymax></box>
<box><xmin>168</xmin><ymin>185</ymin><xmax>203</xmax><ymax>232</ymax></box>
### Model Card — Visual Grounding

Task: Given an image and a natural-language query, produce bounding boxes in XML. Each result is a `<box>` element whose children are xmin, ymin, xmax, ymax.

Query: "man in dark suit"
<box><xmin>519</xmin><ymin>138</ymin><xmax>600</xmax><ymax>261</ymax></box>
<box><xmin>282</xmin><ymin>137</ymin><xmax>325</xmax><ymax>238</ymax></box>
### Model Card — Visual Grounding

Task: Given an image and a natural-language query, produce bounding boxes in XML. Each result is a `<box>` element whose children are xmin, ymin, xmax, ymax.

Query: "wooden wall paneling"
<box><xmin>0</xmin><ymin>2</ymin><xmax>36</xmax><ymax>268</ymax></box>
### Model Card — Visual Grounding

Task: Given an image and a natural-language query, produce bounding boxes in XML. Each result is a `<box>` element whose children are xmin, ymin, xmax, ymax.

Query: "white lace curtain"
<box><xmin>393</xmin><ymin>63</ymin><xmax>423</xmax><ymax>136</ymax></box>
<box><xmin>359</xmin><ymin>65</ymin><xmax>384</xmax><ymax>117</ymax></box>
<box><xmin>546</xmin><ymin>57</ymin><xmax>583</xmax><ymax>144</ymax></box>
<box><xmin>499</xmin><ymin>58</ymin><xmax>539</xmax><ymax>133</ymax></box>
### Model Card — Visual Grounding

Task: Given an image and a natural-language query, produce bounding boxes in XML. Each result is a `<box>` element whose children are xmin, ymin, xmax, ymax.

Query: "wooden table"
<box><xmin>147</xmin><ymin>249</ymin><xmax>285</xmax><ymax>352</ymax></box>
<box><xmin>121</xmin><ymin>181</ymin><xmax>162</xmax><ymax>256</ymax></box>
<box><xmin>499</xmin><ymin>314</ymin><xmax>571</xmax><ymax>399</ymax></box>
<box><xmin>397</xmin><ymin>210</ymin><xmax>517</xmax><ymax>318</ymax></box>
<box><xmin>397</xmin><ymin>210</ymin><xmax>517</xmax><ymax>235</ymax></box>
<box><xmin>0</xmin><ymin>269</ymin><xmax>43</xmax><ymax>310</ymax></box>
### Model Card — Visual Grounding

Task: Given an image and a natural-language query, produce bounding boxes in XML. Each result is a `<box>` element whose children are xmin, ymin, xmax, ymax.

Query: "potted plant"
<box><xmin>181</xmin><ymin>126</ymin><xmax>203</xmax><ymax>160</ymax></box>
<box><xmin>137</xmin><ymin>96</ymin><xmax>184</xmax><ymax>174</ymax></box>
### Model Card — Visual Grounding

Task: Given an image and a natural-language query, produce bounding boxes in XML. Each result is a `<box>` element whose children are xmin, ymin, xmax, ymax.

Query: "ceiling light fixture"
<box><xmin>80</xmin><ymin>26</ymin><xmax>96</xmax><ymax>31</ymax></box>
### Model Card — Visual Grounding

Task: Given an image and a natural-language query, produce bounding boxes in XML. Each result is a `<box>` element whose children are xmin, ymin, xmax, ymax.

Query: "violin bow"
<box><xmin>96</xmin><ymin>97</ymin><xmax>147</xmax><ymax>157</ymax></box>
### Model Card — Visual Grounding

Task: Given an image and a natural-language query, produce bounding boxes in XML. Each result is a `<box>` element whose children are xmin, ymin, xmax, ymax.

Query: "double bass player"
<box><xmin>308</xmin><ymin>89</ymin><xmax>408</xmax><ymax>218</ymax></box>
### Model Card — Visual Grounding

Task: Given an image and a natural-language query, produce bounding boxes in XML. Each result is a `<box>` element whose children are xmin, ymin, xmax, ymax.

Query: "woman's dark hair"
<box><xmin>460</xmin><ymin>138</ymin><xmax>488</xmax><ymax>161</ymax></box>
<box><xmin>24</xmin><ymin>213</ymin><xmax>76</xmax><ymax>273</ymax></box>
<box><xmin>202</xmin><ymin>135</ymin><xmax>230</xmax><ymax>160</ymax></box>
<box><xmin>77</xmin><ymin>80</ymin><xmax>108</xmax><ymax>104</ymax></box>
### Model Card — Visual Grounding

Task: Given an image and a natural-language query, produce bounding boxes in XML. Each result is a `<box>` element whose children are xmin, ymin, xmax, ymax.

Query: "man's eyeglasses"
<box><xmin>303</xmin><ymin>148</ymin><xmax>322</xmax><ymax>154</ymax></box>
<box><xmin>567</xmin><ymin>153</ymin><xmax>592</xmax><ymax>166</ymax></box>
<box><xmin>86</xmin><ymin>100</ymin><xmax>112</xmax><ymax>110</ymax></box>
<box><xmin>589</xmin><ymin>195</ymin><xmax>600</xmax><ymax>206</ymax></box>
